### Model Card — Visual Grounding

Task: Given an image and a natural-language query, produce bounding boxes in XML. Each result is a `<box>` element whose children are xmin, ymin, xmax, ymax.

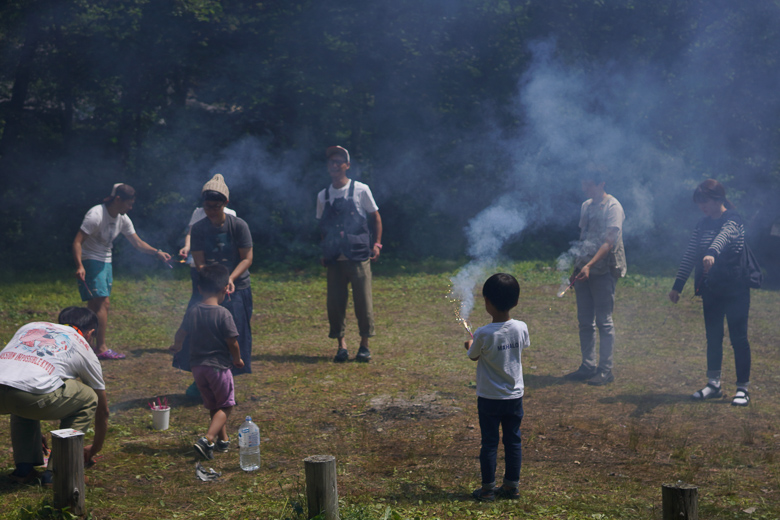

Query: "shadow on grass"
<box><xmin>524</xmin><ymin>373</ymin><xmax>567</xmax><ymax>389</ymax></box>
<box><xmin>252</xmin><ymin>353</ymin><xmax>327</xmax><ymax>364</ymax></box>
<box><xmin>126</xmin><ymin>347</ymin><xmax>168</xmax><ymax>358</ymax></box>
<box><xmin>387</xmin><ymin>481</ymin><xmax>462</xmax><ymax>504</ymax></box>
<box><xmin>598</xmin><ymin>392</ymin><xmax>730</xmax><ymax>417</ymax></box>
<box><xmin>121</xmin><ymin>443</ymin><xmax>194</xmax><ymax>458</ymax></box>
<box><xmin>110</xmin><ymin>394</ymin><xmax>202</xmax><ymax>413</ymax></box>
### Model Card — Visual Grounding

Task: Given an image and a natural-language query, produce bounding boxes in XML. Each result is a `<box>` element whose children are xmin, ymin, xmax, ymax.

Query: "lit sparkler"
<box><xmin>459</xmin><ymin>318</ymin><xmax>473</xmax><ymax>338</ymax></box>
<box><xmin>556</xmin><ymin>278</ymin><xmax>575</xmax><ymax>298</ymax></box>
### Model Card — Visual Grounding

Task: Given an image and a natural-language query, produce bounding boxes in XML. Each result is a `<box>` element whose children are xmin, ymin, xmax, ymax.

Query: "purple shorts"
<box><xmin>192</xmin><ymin>365</ymin><xmax>236</xmax><ymax>411</ymax></box>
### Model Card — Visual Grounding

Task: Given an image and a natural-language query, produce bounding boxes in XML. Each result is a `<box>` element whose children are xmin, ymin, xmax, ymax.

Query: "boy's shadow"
<box><xmin>598</xmin><ymin>393</ymin><xmax>728</xmax><ymax>417</ymax></box>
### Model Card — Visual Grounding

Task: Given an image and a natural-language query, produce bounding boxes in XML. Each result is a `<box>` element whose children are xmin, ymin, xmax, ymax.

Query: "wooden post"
<box><xmin>304</xmin><ymin>455</ymin><xmax>339</xmax><ymax>520</ymax></box>
<box><xmin>51</xmin><ymin>429</ymin><xmax>86</xmax><ymax>517</ymax></box>
<box><xmin>662</xmin><ymin>482</ymin><xmax>698</xmax><ymax>520</ymax></box>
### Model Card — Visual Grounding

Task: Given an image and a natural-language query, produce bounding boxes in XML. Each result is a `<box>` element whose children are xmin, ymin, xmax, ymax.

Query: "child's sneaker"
<box><xmin>496</xmin><ymin>485</ymin><xmax>520</xmax><ymax>499</ymax></box>
<box><xmin>471</xmin><ymin>487</ymin><xmax>496</xmax><ymax>502</ymax></box>
<box><xmin>215</xmin><ymin>439</ymin><xmax>230</xmax><ymax>453</ymax></box>
<box><xmin>194</xmin><ymin>437</ymin><xmax>214</xmax><ymax>460</ymax></box>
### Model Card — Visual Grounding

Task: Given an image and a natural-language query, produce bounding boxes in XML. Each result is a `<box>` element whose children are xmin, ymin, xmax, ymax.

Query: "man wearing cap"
<box><xmin>316</xmin><ymin>146</ymin><xmax>383</xmax><ymax>363</ymax></box>
<box><xmin>173</xmin><ymin>174</ymin><xmax>254</xmax><ymax>375</ymax></box>
<box><xmin>72</xmin><ymin>183</ymin><xmax>172</xmax><ymax>360</ymax></box>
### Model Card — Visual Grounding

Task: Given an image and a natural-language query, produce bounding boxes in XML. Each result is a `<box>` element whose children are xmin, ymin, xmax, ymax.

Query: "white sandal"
<box><xmin>731</xmin><ymin>389</ymin><xmax>750</xmax><ymax>407</ymax></box>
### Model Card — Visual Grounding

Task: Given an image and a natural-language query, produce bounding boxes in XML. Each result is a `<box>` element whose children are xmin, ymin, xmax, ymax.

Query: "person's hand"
<box><xmin>76</xmin><ymin>266</ymin><xmax>86</xmax><ymax>282</ymax></box>
<box><xmin>178</xmin><ymin>247</ymin><xmax>189</xmax><ymax>258</ymax></box>
<box><xmin>226</xmin><ymin>279</ymin><xmax>236</xmax><ymax>294</ymax></box>
<box><xmin>464</xmin><ymin>339</ymin><xmax>473</xmax><ymax>350</ymax></box>
<box><xmin>703</xmin><ymin>255</ymin><xmax>715</xmax><ymax>274</ymax></box>
<box><xmin>83</xmin><ymin>445</ymin><xmax>97</xmax><ymax>467</ymax></box>
<box><xmin>168</xmin><ymin>343</ymin><xmax>182</xmax><ymax>354</ymax></box>
<box><xmin>233</xmin><ymin>357</ymin><xmax>245</xmax><ymax>369</ymax></box>
<box><xmin>668</xmin><ymin>290</ymin><xmax>680</xmax><ymax>304</ymax></box>
<box><xmin>575</xmin><ymin>265</ymin><xmax>590</xmax><ymax>282</ymax></box>
<box><xmin>371</xmin><ymin>244</ymin><xmax>381</xmax><ymax>261</ymax></box>
<box><xmin>156</xmin><ymin>250</ymin><xmax>172</xmax><ymax>263</ymax></box>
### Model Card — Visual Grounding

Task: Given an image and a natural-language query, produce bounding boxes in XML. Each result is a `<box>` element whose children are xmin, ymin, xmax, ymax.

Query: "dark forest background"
<box><xmin>1</xmin><ymin>0</ymin><xmax>780</xmax><ymax>275</ymax></box>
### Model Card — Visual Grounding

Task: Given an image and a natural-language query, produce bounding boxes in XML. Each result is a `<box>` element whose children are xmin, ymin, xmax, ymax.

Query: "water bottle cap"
<box><xmin>246</xmin><ymin>416</ymin><xmax>252</xmax><ymax>422</ymax></box>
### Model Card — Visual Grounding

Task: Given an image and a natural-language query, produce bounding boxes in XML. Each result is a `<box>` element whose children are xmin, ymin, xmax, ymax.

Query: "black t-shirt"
<box><xmin>191</xmin><ymin>214</ymin><xmax>253</xmax><ymax>290</ymax></box>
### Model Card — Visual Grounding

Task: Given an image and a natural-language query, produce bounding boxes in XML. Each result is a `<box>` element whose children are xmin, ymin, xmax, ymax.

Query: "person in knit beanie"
<box><xmin>173</xmin><ymin>174</ymin><xmax>255</xmax><ymax>390</ymax></box>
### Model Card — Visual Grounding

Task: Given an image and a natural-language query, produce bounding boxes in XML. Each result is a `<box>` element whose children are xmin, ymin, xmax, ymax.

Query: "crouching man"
<box><xmin>0</xmin><ymin>307</ymin><xmax>109</xmax><ymax>484</ymax></box>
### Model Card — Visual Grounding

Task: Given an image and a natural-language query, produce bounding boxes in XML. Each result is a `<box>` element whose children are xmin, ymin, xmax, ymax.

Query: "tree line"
<box><xmin>1</xmin><ymin>0</ymin><xmax>779</xmax><ymax>272</ymax></box>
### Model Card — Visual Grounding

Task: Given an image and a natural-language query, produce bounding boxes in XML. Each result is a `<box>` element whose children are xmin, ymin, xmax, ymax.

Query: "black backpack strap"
<box><xmin>324</xmin><ymin>185</ymin><xmax>330</xmax><ymax>201</ymax></box>
<box><xmin>347</xmin><ymin>179</ymin><xmax>354</xmax><ymax>199</ymax></box>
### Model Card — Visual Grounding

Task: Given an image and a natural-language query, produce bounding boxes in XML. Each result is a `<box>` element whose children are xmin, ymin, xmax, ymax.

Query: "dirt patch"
<box><xmin>364</xmin><ymin>392</ymin><xmax>462</xmax><ymax>421</ymax></box>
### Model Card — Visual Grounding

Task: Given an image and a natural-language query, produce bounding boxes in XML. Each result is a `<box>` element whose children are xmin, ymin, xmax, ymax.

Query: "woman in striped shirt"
<box><xmin>668</xmin><ymin>179</ymin><xmax>752</xmax><ymax>406</ymax></box>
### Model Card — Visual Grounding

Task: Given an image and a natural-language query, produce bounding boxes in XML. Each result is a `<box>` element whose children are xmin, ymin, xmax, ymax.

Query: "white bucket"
<box><xmin>152</xmin><ymin>407</ymin><xmax>171</xmax><ymax>430</ymax></box>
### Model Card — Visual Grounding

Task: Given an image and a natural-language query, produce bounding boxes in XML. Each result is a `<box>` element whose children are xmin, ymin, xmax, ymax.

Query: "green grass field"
<box><xmin>1</xmin><ymin>261</ymin><xmax>779</xmax><ymax>519</ymax></box>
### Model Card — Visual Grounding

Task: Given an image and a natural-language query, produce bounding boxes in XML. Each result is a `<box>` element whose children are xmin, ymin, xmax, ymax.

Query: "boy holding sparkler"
<box><xmin>464</xmin><ymin>273</ymin><xmax>529</xmax><ymax>501</ymax></box>
<box><xmin>170</xmin><ymin>264</ymin><xmax>244</xmax><ymax>460</ymax></box>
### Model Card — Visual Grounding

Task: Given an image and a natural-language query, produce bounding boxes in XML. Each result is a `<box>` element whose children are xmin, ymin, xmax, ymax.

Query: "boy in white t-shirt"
<box><xmin>464</xmin><ymin>273</ymin><xmax>529</xmax><ymax>501</ymax></box>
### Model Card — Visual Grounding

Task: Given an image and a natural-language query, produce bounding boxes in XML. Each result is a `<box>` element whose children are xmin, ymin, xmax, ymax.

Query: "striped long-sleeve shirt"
<box><xmin>672</xmin><ymin>210</ymin><xmax>745</xmax><ymax>294</ymax></box>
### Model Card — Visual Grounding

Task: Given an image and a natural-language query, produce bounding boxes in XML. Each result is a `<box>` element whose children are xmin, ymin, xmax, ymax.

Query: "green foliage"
<box><xmin>14</xmin><ymin>502</ymin><xmax>92</xmax><ymax>520</ymax></box>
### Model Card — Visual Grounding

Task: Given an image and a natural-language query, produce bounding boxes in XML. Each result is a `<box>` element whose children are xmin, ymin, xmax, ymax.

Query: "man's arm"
<box><xmin>73</xmin><ymin>230</ymin><xmax>88</xmax><ymax>281</ymax></box>
<box><xmin>575</xmin><ymin>226</ymin><xmax>618</xmax><ymax>281</ymax></box>
<box><xmin>125</xmin><ymin>233</ymin><xmax>172</xmax><ymax>263</ymax></box>
<box><xmin>84</xmin><ymin>389</ymin><xmax>109</xmax><ymax>465</ymax></box>
<box><xmin>369</xmin><ymin>210</ymin><xmax>383</xmax><ymax>260</ymax></box>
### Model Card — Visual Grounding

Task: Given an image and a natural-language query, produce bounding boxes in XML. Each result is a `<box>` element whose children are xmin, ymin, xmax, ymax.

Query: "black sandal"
<box><xmin>691</xmin><ymin>383</ymin><xmax>722</xmax><ymax>400</ymax></box>
<box><xmin>731</xmin><ymin>389</ymin><xmax>750</xmax><ymax>407</ymax></box>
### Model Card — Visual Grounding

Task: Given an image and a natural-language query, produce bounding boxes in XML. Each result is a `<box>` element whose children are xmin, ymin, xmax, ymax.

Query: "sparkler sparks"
<box><xmin>447</xmin><ymin>286</ymin><xmax>474</xmax><ymax>338</ymax></box>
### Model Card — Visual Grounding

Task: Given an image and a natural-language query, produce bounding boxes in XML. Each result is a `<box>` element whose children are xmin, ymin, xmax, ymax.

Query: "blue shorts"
<box><xmin>79</xmin><ymin>260</ymin><xmax>112</xmax><ymax>301</ymax></box>
<box><xmin>192</xmin><ymin>365</ymin><xmax>236</xmax><ymax>411</ymax></box>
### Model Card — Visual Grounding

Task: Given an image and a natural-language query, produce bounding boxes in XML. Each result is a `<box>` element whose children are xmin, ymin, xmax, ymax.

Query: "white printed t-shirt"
<box><xmin>467</xmin><ymin>319</ymin><xmax>529</xmax><ymax>400</ymax></box>
<box><xmin>0</xmin><ymin>322</ymin><xmax>105</xmax><ymax>395</ymax></box>
<box><xmin>315</xmin><ymin>180</ymin><xmax>379</xmax><ymax>220</ymax></box>
<box><xmin>79</xmin><ymin>204</ymin><xmax>136</xmax><ymax>262</ymax></box>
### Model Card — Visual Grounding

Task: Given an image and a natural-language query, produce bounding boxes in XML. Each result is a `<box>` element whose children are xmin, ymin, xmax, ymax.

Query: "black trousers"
<box><xmin>702</xmin><ymin>287</ymin><xmax>751</xmax><ymax>386</ymax></box>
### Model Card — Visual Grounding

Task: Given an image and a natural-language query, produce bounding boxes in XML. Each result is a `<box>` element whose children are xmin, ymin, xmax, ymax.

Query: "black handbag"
<box><xmin>705</xmin><ymin>243</ymin><xmax>763</xmax><ymax>293</ymax></box>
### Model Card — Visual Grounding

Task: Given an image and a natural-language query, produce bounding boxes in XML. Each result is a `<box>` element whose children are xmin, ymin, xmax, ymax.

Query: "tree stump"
<box><xmin>662</xmin><ymin>482</ymin><xmax>698</xmax><ymax>520</ymax></box>
<box><xmin>304</xmin><ymin>455</ymin><xmax>339</xmax><ymax>520</ymax></box>
<box><xmin>51</xmin><ymin>429</ymin><xmax>86</xmax><ymax>517</ymax></box>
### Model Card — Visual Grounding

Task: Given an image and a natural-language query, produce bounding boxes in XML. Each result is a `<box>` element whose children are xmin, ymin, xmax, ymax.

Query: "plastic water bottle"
<box><xmin>238</xmin><ymin>416</ymin><xmax>260</xmax><ymax>471</ymax></box>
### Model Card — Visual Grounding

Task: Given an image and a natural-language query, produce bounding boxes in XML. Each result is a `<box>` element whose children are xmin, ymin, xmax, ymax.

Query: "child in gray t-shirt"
<box><xmin>464</xmin><ymin>273</ymin><xmax>530</xmax><ymax>502</ymax></box>
<box><xmin>170</xmin><ymin>264</ymin><xmax>244</xmax><ymax>460</ymax></box>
